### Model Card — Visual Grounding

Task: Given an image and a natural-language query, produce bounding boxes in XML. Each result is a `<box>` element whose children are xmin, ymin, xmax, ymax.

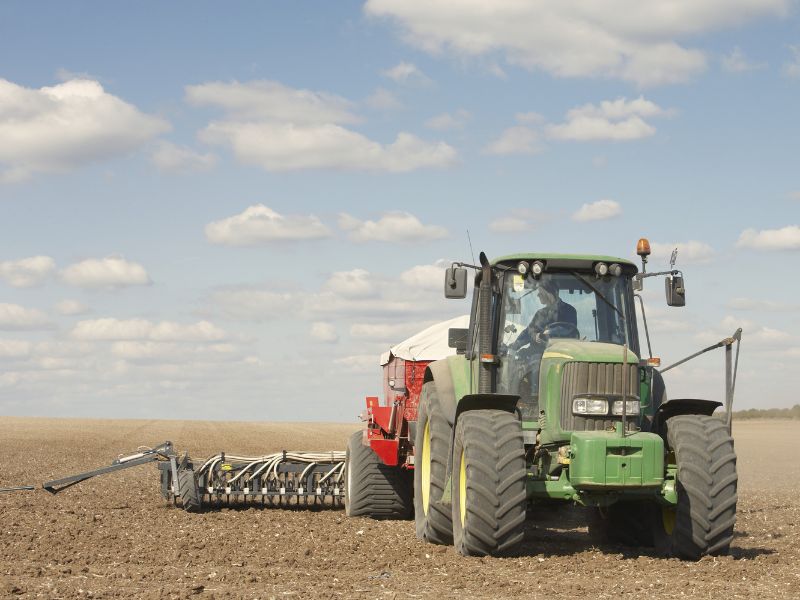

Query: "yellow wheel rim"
<box><xmin>662</xmin><ymin>507</ymin><xmax>676</xmax><ymax>535</ymax></box>
<box><xmin>459</xmin><ymin>448</ymin><xmax>467</xmax><ymax>528</ymax></box>
<box><xmin>421</xmin><ymin>420</ymin><xmax>431</xmax><ymax>514</ymax></box>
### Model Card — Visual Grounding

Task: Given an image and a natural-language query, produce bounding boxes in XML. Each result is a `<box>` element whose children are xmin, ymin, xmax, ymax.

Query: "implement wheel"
<box><xmin>177</xmin><ymin>468</ymin><xmax>202</xmax><ymax>513</ymax></box>
<box><xmin>414</xmin><ymin>382</ymin><xmax>454</xmax><ymax>545</ymax></box>
<box><xmin>451</xmin><ymin>409</ymin><xmax>527</xmax><ymax>556</ymax></box>
<box><xmin>655</xmin><ymin>415</ymin><xmax>738</xmax><ymax>560</ymax></box>
<box><xmin>345</xmin><ymin>431</ymin><xmax>412</xmax><ymax>519</ymax></box>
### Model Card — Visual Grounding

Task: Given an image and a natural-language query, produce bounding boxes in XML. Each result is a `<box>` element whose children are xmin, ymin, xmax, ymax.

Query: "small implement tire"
<box><xmin>177</xmin><ymin>468</ymin><xmax>202</xmax><ymax>513</ymax></box>
<box><xmin>656</xmin><ymin>414</ymin><xmax>738</xmax><ymax>560</ymax></box>
<box><xmin>345</xmin><ymin>431</ymin><xmax>412</xmax><ymax>520</ymax></box>
<box><xmin>414</xmin><ymin>382</ymin><xmax>454</xmax><ymax>545</ymax></box>
<box><xmin>587</xmin><ymin>502</ymin><xmax>654</xmax><ymax>547</ymax></box>
<box><xmin>451</xmin><ymin>409</ymin><xmax>527</xmax><ymax>556</ymax></box>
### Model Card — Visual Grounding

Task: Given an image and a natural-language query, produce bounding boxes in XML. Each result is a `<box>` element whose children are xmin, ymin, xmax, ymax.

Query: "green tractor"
<box><xmin>415</xmin><ymin>240</ymin><xmax>740</xmax><ymax>558</ymax></box>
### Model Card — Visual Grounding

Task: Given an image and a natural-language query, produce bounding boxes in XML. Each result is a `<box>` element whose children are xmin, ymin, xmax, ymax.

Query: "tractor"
<box><xmin>345</xmin><ymin>239</ymin><xmax>740</xmax><ymax>559</ymax></box>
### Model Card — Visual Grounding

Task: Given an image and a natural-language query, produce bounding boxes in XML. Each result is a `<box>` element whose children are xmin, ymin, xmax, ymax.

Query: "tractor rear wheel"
<box><xmin>414</xmin><ymin>382</ymin><xmax>454</xmax><ymax>544</ymax></box>
<box><xmin>177</xmin><ymin>467</ymin><xmax>202</xmax><ymax>513</ymax></box>
<box><xmin>655</xmin><ymin>415</ymin><xmax>738</xmax><ymax>560</ymax></box>
<box><xmin>451</xmin><ymin>409</ymin><xmax>527</xmax><ymax>556</ymax></box>
<box><xmin>345</xmin><ymin>431</ymin><xmax>412</xmax><ymax>519</ymax></box>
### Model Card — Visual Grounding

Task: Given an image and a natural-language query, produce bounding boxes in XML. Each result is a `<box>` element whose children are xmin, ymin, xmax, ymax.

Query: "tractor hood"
<box><xmin>542</xmin><ymin>339</ymin><xmax>640</xmax><ymax>365</ymax></box>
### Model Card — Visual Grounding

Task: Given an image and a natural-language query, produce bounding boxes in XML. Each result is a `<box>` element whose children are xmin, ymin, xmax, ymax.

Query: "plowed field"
<box><xmin>1</xmin><ymin>417</ymin><xmax>798</xmax><ymax>599</ymax></box>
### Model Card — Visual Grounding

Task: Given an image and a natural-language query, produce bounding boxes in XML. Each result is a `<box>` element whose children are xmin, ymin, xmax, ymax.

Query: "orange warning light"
<box><xmin>636</xmin><ymin>238</ymin><xmax>651</xmax><ymax>257</ymax></box>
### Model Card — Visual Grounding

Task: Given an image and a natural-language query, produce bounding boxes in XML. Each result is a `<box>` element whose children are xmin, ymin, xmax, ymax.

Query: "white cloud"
<box><xmin>572</xmin><ymin>199</ymin><xmax>622</xmax><ymax>222</ymax></box>
<box><xmin>200</xmin><ymin>122</ymin><xmax>456</xmax><ymax>173</ymax></box>
<box><xmin>728</xmin><ymin>298</ymin><xmax>799</xmax><ymax>312</ymax></box>
<box><xmin>789</xmin><ymin>191</ymin><xmax>800</xmax><ymax>201</ymax></box>
<box><xmin>489</xmin><ymin>209</ymin><xmax>547</xmax><ymax>233</ymax></box>
<box><xmin>0</xmin><ymin>303</ymin><xmax>53</xmax><ymax>330</ymax></box>
<box><xmin>206</xmin><ymin>289</ymin><xmax>297</xmax><ymax>322</ymax></box>
<box><xmin>70</xmin><ymin>318</ymin><xmax>227</xmax><ymax>342</ymax></box>
<box><xmin>649</xmin><ymin>240</ymin><xmax>715</xmax><ymax>265</ymax></box>
<box><xmin>324</xmin><ymin>269</ymin><xmax>379</xmax><ymax>299</ymax></box>
<box><xmin>783</xmin><ymin>45</ymin><xmax>800</xmax><ymax>79</ymax></box>
<box><xmin>721</xmin><ymin>47</ymin><xmax>766</xmax><ymax>72</ymax></box>
<box><xmin>737</xmin><ymin>226</ymin><xmax>800</xmax><ymax>250</ymax></box>
<box><xmin>425</xmin><ymin>109</ymin><xmax>471</xmax><ymax>131</ymax></box>
<box><xmin>310</xmin><ymin>322</ymin><xmax>338</xmax><ymax>343</ymax></box>
<box><xmin>110</xmin><ymin>341</ymin><xmax>238</xmax><ymax>363</ymax></box>
<box><xmin>350</xmin><ymin>321</ymin><xmax>434</xmax><ymax>341</ymax></box>
<box><xmin>382</xmin><ymin>62</ymin><xmax>429</xmax><ymax>84</ymax></box>
<box><xmin>333</xmin><ymin>354</ymin><xmax>379</xmax><ymax>372</ymax></box>
<box><xmin>515</xmin><ymin>112</ymin><xmax>545</xmax><ymax>124</ymax></box>
<box><xmin>189</xmin><ymin>79</ymin><xmax>455</xmax><ymax>173</ymax></box>
<box><xmin>0</xmin><ymin>78</ymin><xmax>169</xmax><ymax>182</ymax></box>
<box><xmin>547</xmin><ymin>97</ymin><xmax>667</xmax><ymax>141</ymax></box>
<box><xmin>365</xmin><ymin>1</ymin><xmax>786</xmax><ymax>86</ymax></box>
<box><xmin>485</xmin><ymin>126</ymin><xmax>541</xmax><ymax>155</ymax></box>
<box><xmin>186</xmin><ymin>80</ymin><xmax>358</xmax><ymax>124</ymax></box>
<box><xmin>0</xmin><ymin>339</ymin><xmax>32</xmax><ymax>358</ymax></box>
<box><xmin>399</xmin><ymin>260</ymin><xmax>449</xmax><ymax>290</ymax></box>
<box><xmin>0</xmin><ymin>256</ymin><xmax>56</xmax><ymax>287</ymax></box>
<box><xmin>60</xmin><ymin>256</ymin><xmax>151</xmax><ymax>289</ymax></box>
<box><xmin>205</xmin><ymin>204</ymin><xmax>332</xmax><ymax>245</ymax></box>
<box><xmin>366</xmin><ymin>87</ymin><xmax>404</xmax><ymax>110</ymax></box>
<box><xmin>151</xmin><ymin>141</ymin><xmax>216</xmax><ymax>172</ymax></box>
<box><xmin>339</xmin><ymin>211</ymin><xmax>448</xmax><ymax>242</ymax></box>
<box><xmin>54</xmin><ymin>299</ymin><xmax>90</xmax><ymax>316</ymax></box>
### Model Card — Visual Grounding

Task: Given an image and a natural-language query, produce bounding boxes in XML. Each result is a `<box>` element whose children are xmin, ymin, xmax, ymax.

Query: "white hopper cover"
<box><xmin>379</xmin><ymin>315</ymin><xmax>470</xmax><ymax>365</ymax></box>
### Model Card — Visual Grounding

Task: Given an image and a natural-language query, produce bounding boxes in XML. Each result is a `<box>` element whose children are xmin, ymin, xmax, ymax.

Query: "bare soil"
<box><xmin>1</xmin><ymin>417</ymin><xmax>798</xmax><ymax>599</ymax></box>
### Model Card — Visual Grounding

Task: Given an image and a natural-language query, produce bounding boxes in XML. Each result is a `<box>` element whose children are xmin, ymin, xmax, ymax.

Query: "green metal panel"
<box><xmin>445</xmin><ymin>354</ymin><xmax>472</xmax><ymax>402</ymax></box>
<box><xmin>569</xmin><ymin>431</ymin><xmax>664</xmax><ymax>488</ymax></box>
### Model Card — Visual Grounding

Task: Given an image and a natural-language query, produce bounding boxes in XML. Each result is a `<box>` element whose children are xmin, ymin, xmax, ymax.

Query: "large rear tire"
<box><xmin>656</xmin><ymin>415</ymin><xmax>738</xmax><ymax>560</ymax></box>
<box><xmin>345</xmin><ymin>431</ymin><xmax>412</xmax><ymax>519</ymax></box>
<box><xmin>451</xmin><ymin>410</ymin><xmax>527</xmax><ymax>556</ymax></box>
<box><xmin>414</xmin><ymin>382</ymin><xmax>454</xmax><ymax>545</ymax></box>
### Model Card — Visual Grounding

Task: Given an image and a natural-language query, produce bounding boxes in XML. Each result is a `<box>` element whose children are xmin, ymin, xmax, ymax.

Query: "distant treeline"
<box><xmin>733</xmin><ymin>405</ymin><xmax>800</xmax><ymax>420</ymax></box>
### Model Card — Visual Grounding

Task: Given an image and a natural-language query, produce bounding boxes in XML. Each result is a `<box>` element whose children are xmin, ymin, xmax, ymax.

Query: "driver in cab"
<box><xmin>510</xmin><ymin>279</ymin><xmax>577</xmax><ymax>352</ymax></box>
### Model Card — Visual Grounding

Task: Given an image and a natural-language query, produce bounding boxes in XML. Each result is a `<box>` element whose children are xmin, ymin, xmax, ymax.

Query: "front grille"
<box><xmin>560</xmin><ymin>362</ymin><xmax>639</xmax><ymax>432</ymax></box>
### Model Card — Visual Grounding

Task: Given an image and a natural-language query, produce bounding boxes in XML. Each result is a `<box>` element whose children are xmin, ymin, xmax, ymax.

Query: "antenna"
<box><xmin>466</xmin><ymin>229</ymin><xmax>476</xmax><ymax>265</ymax></box>
<box><xmin>670</xmin><ymin>248</ymin><xmax>678</xmax><ymax>270</ymax></box>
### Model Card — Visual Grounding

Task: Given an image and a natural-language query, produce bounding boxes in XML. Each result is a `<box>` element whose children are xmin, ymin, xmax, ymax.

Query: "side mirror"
<box><xmin>444</xmin><ymin>267</ymin><xmax>468</xmax><ymax>299</ymax></box>
<box><xmin>666</xmin><ymin>275</ymin><xmax>685</xmax><ymax>307</ymax></box>
<box><xmin>448</xmin><ymin>328</ymin><xmax>468</xmax><ymax>354</ymax></box>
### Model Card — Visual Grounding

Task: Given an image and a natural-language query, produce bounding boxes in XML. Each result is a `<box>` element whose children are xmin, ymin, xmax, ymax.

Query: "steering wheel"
<box><xmin>540</xmin><ymin>321</ymin><xmax>580</xmax><ymax>341</ymax></box>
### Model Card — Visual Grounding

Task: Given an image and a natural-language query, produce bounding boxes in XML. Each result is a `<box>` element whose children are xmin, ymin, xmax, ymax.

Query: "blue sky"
<box><xmin>1</xmin><ymin>2</ymin><xmax>798</xmax><ymax>421</ymax></box>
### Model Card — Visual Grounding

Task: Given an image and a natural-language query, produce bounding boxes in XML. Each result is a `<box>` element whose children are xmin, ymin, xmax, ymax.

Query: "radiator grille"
<box><xmin>560</xmin><ymin>362</ymin><xmax>639</xmax><ymax>432</ymax></box>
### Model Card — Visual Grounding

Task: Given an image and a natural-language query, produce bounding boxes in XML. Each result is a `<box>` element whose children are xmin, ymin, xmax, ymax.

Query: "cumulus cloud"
<box><xmin>0</xmin><ymin>339</ymin><xmax>33</xmax><ymax>358</ymax></box>
<box><xmin>350</xmin><ymin>321</ymin><xmax>434</xmax><ymax>341</ymax></box>
<box><xmin>737</xmin><ymin>226</ymin><xmax>800</xmax><ymax>250</ymax></box>
<box><xmin>110</xmin><ymin>341</ymin><xmax>239</xmax><ymax>364</ymax></box>
<box><xmin>60</xmin><ymin>256</ymin><xmax>151</xmax><ymax>289</ymax></box>
<box><xmin>339</xmin><ymin>211</ymin><xmax>448</xmax><ymax>242</ymax></box>
<box><xmin>310</xmin><ymin>322</ymin><xmax>338</xmax><ymax>343</ymax></box>
<box><xmin>205</xmin><ymin>204</ymin><xmax>332</xmax><ymax>245</ymax></box>
<box><xmin>381</xmin><ymin>62</ymin><xmax>429</xmax><ymax>84</ymax></box>
<box><xmin>399</xmin><ymin>260</ymin><xmax>449</xmax><ymax>290</ymax></box>
<box><xmin>151</xmin><ymin>141</ymin><xmax>217</xmax><ymax>172</ymax></box>
<box><xmin>572</xmin><ymin>199</ymin><xmax>622</xmax><ymax>222</ymax></box>
<box><xmin>0</xmin><ymin>256</ymin><xmax>56</xmax><ymax>287</ymax></box>
<box><xmin>0</xmin><ymin>303</ymin><xmax>53</xmax><ymax>330</ymax></box>
<box><xmin>485</xmin><ymin>125</ymin><xmax>542</xmax><ymax>155</ymax></box>
<box><xmin>547</xmin><ymin>97</ymin><xmax>668</xmax><ymax>141</ymax></box>
<box><xmin>324</xmin><ymin>269</ymin><xmax>379</xmax><ymax>299</ymax></box>
<box><xmin>783</xmin><ymin>45</ymin><xmax>800</xmax><ymax>79</ymax></box>
<box><xmin>722</xmin><ymin>47</ymin><xmax>766</xmax><ymax>73</ymax></box>
<box><xmin>489</xmin><ymin>209</ymin><xmax>547</xmax><ymax>233</ymax></box>
<box><xmin>333</xmin><ymin>354</ymin><xmax>380</xmax><ymax>372</ymax></box>
<box><xmin>0</xmin><ymin>78</ymin><xmax>169</xmax><ymax>182</ymax></box>
<box><xmin>364</xmin><ymin>0</ymin><xmax>786</xmax><ymax>86</ymax></box>
<box><xmin>649</xmin><ymin>240</ymin><xmax>715</xmax><ymax>265</ymax></box>
<box><xmin>54</xmin><ymin>299</ymin><xmax>90</xmax><ymax>316</ymax></box>
<box><xmin>187</xmin><ymin>79</ymin><xmax>455</xmax><ymax>173</ymax></box>
<box><xmin>206</xmin><ymin>288</ymin><xmax>297</xmax><ymax>322</ymax></box>
<box><xmin>425</xmin><ymin>110</ymin><xmax>471</xmax><ymax>131</ymax></box>
<box><xmin>70</xmin><ymin>318</ymin><xmax>226</xmax><ymax>342</ymax></box>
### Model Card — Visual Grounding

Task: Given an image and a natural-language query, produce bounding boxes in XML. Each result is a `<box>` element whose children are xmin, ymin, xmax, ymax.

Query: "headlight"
<box><xmin>573</xmin><ymin>397</ymin><xmax>608</xmax><ymax>415</ymax></box>
<box><xmin>612</xmin><ymin>400</ymin><xmax>640</xmax><ymax>415</ymax></box>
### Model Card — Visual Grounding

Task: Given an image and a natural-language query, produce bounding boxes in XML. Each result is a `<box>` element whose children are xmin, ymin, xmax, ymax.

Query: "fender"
<box><xmin>424</xmin><ymin>360</ymin><xmax>458</xmax><ymax>425</ymax></box>
<box><xmin>653</xmin><ymin>398</ymin><xmax>723</xmax><ymax>442</ymax></box>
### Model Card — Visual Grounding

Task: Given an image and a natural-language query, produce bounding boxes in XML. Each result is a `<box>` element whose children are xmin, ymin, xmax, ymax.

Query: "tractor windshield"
<box><xmin>497</xmin><ymin>270</ymin><xmax>636</xmax><ymax>421</ymax></box>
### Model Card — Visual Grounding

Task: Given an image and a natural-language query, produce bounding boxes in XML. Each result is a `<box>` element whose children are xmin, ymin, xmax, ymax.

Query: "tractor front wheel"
<box><xmin>344</xmin><ymin>431</ymin><xmax>412</xmax><ymax>519</ymax></box>
<box><xmin>451</xmin><ymin>409</ymin><xmax>527</xmax><ymax>556</ymax></box>
<box><xmin>414</xmin><ymin>382</ymin><xmax>454</xmax><ymax>544</ymax></box>
<box><xmin>655</xmin><ymin>415</ymin><xmax>738</xmax><ymax>560</ymax></box>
